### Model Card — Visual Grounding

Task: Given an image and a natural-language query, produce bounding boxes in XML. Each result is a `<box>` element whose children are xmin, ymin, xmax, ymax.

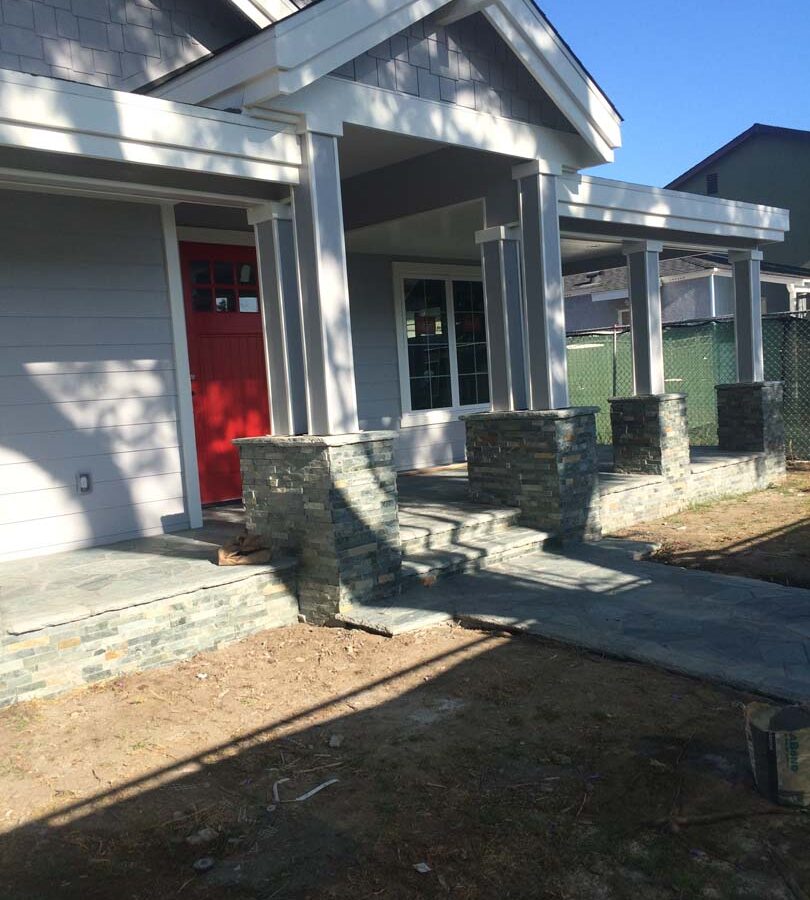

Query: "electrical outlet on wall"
<box><xmin>76</xmin><ymin>473</ymin><xmax>92</xmax><ymax>495</ymax></box>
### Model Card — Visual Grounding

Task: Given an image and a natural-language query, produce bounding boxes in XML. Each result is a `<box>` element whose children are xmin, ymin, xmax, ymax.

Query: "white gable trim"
<box><xmin>152</xmin><ymin>0</ymin><xmax>621</xmax><ymax>164</ymax></box>
<box><xmin>482</xmin><ymin>4</ymin><xmax>620</xmax><ymax>162</ymax></box>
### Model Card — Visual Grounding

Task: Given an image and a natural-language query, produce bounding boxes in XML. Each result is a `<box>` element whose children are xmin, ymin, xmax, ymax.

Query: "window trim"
<box><xmin>392</xmin><ymin>262</ymin><xmax>490</xmax><ymax>428</ymax></box>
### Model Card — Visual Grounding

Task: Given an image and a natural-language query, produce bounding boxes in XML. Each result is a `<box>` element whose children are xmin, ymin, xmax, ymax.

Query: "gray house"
<box><xmin>667</xmin><ymin>123</ymin><xmax>810</xmax><ymax>311</ymax></box>
<box><xmin>0</xmin><ymin>0</ymin><xmax>793</xmax><ymax>704</ymax></box>
<box><xmin>564</xmin><ymin>254</ymin><xmax>810</xmax><ymax>332</ymax></box>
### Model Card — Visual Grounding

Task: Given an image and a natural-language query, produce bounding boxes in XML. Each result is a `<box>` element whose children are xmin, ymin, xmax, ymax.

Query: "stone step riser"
<box><xmin>400</xmin><ymin>531</ymin><xmax>548</xmax><ymax>588</ymax></box>
<box><xmin>399</xmin><ymin>512</ymin><xmax>521</xmax><ymax>557</ymax></box>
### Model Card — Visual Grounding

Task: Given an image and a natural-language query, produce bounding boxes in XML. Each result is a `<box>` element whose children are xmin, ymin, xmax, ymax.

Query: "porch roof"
<box><xmin>0</xmin><ymin>69</ymin><xmax>302</xmax><ymax>207</ymax></box>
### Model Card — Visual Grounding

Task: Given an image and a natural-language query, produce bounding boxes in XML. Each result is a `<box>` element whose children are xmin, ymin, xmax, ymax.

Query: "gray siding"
<box><xmin>661</xmin><ymin>277</ymin><xmax>712</xmax><ymax>323</ymax></box>
<box><xmin>565</xmin><ymin>294</ymin><xmax>625</xmax><ymax>332</ymax></box>
<box><xmin>0</xmin><ymin>0</ymin><xmax>254</xmax><ymax>90</ymax></box>
<box><xmin>670</xmin><ymin>133</ymin><xmax>810</xmax><ymax>270</ymax></box>
<box><xmin>333</xmin><ymin>12</ymin><xmax>575</xmax><ymax>131</ymax></box>
<box><xmin>347</xmin><ymin>253</ymin><xmax>467</xmax><ymax>471</ymax></box>
<box><xmin>0</xmin><ymin>191</ymin><xmax>187</xmax><ymax>560</ymax></box>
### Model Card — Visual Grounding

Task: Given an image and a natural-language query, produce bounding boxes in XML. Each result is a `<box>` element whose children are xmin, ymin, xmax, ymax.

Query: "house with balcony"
<box><xmin>0</xmin><ymin>0</ymin><xmax>790</xmax><ymax>705</ymax></box>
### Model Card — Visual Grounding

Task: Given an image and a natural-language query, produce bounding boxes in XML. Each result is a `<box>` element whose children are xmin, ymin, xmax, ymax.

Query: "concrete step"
<box><xmin>398</xmin><ymin>503</ymin><xmax>521</xmax><ymax>557</ymax></box>
<box><xmin>400</xmin><ymin>523</ymin><xmax>551</xmax><ymax>586</ymax></box>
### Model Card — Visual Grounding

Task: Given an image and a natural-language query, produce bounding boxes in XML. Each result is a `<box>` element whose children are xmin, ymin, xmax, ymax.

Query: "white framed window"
<box><xmin>393</xmin><ymin>263</ymin><xmax>491</xmax><ymax>426</ymax></box>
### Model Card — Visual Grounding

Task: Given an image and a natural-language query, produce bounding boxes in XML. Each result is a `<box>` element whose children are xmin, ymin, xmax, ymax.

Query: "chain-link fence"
<box><xmin>566</xmin><ymin>312</ymin><xmax>810</xmax><ymax>459</ymax></box>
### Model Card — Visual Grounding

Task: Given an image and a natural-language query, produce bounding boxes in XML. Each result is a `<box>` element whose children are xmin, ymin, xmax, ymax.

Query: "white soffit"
<box><xmin>152</xmin><ymin>0</ymin><xmax>622</xmax><ymax>163</ymax></box>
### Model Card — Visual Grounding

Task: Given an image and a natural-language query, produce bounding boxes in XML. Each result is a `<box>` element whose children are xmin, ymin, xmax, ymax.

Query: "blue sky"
<box><xmin>538</xmin><ymin>0</ymin><xmax>810</xmax><ymax>186</ymax></box>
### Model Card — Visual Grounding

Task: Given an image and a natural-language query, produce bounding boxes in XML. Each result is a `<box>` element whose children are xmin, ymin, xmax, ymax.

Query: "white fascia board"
<box><xmin>660</xmin><ymin>270</ymin><xmax>716</xmax><ymax>285</ymax></box>
<box><xmin>591</xmin><ymin>289</ymin><xmax>627</xmax><ymax>302</ymax></box>
<box><xmin>0</xmin><ymin>69</ymin><xmax>300</xmax><ymax>183</ymax></box>
<box><xmin>228</xmin><ymin>0</ymin><xmax>298</xmax><ymax>27</ymax></box>
<box><xmin>558</xmin><ymin>174</ymin><xmax>790</xmax><ymax>245</ymax></box>
<box><xmin>263</xmin><ymin>75</ymin><xmax>589</xmax><ymax>166</ymax></box>
<box><xmin>483</xmin><ymin>1</ymin><xmax>620</xmax><ymax>163</ymax></box>
<box><xmin>0</xmin><ymin>166</ymin><xmax>272</xmax><ymax>207</ymax></box>
<box><xmin>229</xmin><ymin>0</ymin><xmax>272</xmax><ymax>27</ymax></box>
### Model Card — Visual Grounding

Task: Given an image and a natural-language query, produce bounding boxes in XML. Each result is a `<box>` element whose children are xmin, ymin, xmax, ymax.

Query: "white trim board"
<box><xmin>161</xmin><ymin>205</ymin><xmax>203</xmax><ymax>530</ymax></box>
<box><xmin>0</xmin><ymin>69</ymin><xmax>300</xmax><ymax>184</ymax></box>
<box><xmin>176</xmin><ymin>227</ymin><xmax>256</xmax><ymax>246</ymax></box>
<box><xmin>558</xmin><ymin>174</ymin><xmax>790</xmax><ymax>246</ymax></box>
<box><xmin>261</xmin><ymin>76</ymin><xmax>593</xmax><ymax>167</ymax></box>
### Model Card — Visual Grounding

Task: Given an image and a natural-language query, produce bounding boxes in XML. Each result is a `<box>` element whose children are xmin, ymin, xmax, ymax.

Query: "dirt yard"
<box><xmin>1</xmin><ymin>624</ymin><xmax>809</xmax><ymax>899</ymax></box>
<box><xmin>615</xmin><ymin>466</ymin><xmax>810</xmax><ymax>589</ymax></box>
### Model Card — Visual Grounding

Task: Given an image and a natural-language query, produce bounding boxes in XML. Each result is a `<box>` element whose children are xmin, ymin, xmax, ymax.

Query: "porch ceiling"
<box><xmin>343</xmin><ymin>200</ymin><xmax>692</xmax><ymax>270</ymax></box>
<box><xmin>338</xmin><ymin>124</ymin><xmax>440</xmax><ymax>179</ymax></box>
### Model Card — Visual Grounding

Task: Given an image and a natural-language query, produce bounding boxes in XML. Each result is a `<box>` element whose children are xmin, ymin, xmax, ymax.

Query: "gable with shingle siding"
<box><xmin>331</xmin><ymin>12</ymin><xmax>576</xmax><ymax>132</ymax></box>
<box><xmin>0</xmin><ymin>0</ymin><xmax>255</xmax><ymax>91</ymax></box>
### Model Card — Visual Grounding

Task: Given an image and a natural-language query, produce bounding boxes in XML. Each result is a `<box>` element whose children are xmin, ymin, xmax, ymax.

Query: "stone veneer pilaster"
<box><xmin>609</xmin><ymin>394</ymin><xmax>690</xmax><ymax>478</ymax></box>
<box><xmin>716</xmin><ymin>382</ymin><xmax>785</xmax><ymax>456</ymax></box>
<box><xmin>235</xmin><ymin>432</ymin><xmax>401</xmax><ymax>624</ymax></box>
<box><xmin>463</xmin><ymin>408</ymin><xmax>601</xmax><ymax>541</ymax></box>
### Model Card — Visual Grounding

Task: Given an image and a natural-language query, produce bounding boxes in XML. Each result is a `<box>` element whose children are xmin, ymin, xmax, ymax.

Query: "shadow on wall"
<box><xmin>0</xmin><ymin>190</ymin><xmax>189</xmax><ymax>562</ymax></box>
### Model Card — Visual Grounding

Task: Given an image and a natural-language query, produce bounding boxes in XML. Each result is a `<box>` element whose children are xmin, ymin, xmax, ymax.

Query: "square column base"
<box><xmin>609</xmin><ymin>394</ymin><xmax>690</xmax><ymax>478</ymax></box>
<box><xmin>716</xmin><ymin>382</ymin><xmax>786</xmax><ymax>467</ymax></box>
<box><xmin>235</xmin><ymin>432</ymin><xmax>401</xmax><ymax>624</ymax></box>
<box><xmin>463</xmin><ymin>408</ymin><xmax>601</xmax><ymax>541</ymax></box>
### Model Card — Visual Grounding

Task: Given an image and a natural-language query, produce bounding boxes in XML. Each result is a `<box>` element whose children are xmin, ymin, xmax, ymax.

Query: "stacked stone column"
<box><xmin>464</xmin><ymin>408</ymin><xmax>601</xmax><ymax>541</ymax></box>
<box><xmin>234</xmin><ymin>432</ymin><xmax>401</xmax><ymax>624</ymax></box>
<box><xmin>716</xmin><ymin>382</ymin><xmax>786</xmax><ymax>478</ymax></box>
<box><xmin>609</xmin><ymin>394</ymin><xmax>691</xmax><ymax>479</ymax></box>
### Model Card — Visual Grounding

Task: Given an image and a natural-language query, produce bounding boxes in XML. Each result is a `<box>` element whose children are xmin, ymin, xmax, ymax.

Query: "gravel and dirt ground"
<box><xmin>1</xmin><ymin>622</ymin><xmax>809</xmax><ymax>899</ymax></box>
<box><xmin>615</xmin><ymin>465</ymin><xmax>810</xmax><ymax>589</ymax></box>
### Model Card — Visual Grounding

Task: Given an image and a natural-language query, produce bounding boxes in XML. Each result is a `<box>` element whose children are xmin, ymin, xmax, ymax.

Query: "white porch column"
<box><xmin>249</xmin><ymin>202</ymin><xmax>308</xmax><ymax>436</ymax></box>
<box><xmin>291</xmin><ymin>130</ymin><xmax>359</xmax><ymax>435</ymax></box>
<box><xmin>513</xmin><ymin>162</ymin><xmax>569</xmax><ymax>410</ymax></box>
<box><xmin>475</xmin><ymin>224</ymin><xmax>527</xmax><ymax>411</ymax></box>
<box><xmin>624</xmin><ymin>240</ymin><xmax>665</xmax><ymax>395</ymax></box>
<box><xmin>729</xmin><ymin>248</ymin><xmax>765</xmax><ymax>383</ymax></box>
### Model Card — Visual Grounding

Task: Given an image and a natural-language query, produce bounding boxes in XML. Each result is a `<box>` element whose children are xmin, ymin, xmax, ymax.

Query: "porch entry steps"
<box><xmin>338</xmin><ymin>498</ymin><xmax>553</xmax><ymax>636</ymax></box>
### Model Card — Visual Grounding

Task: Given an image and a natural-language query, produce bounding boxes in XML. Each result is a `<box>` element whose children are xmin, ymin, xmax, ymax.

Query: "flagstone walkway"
<box><xmin>343</xmin><ymin>540</ymin><xmax>810</xmax><ymax>702</ymax></box>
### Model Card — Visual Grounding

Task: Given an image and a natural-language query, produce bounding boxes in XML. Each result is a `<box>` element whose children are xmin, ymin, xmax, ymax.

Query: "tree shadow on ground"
<box><xmin>2</xmin><ymin>629</ymin><xmax>808</xmax><ymax>900</ymax></box>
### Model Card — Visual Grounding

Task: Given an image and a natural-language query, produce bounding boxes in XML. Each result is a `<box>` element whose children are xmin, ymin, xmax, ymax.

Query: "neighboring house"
<box><xmin>0</xmin><ymin>0</ymin><xmax>790</xmax><ymax>563</ymax></box>
<box><xmin>564</xmin><ymin>254</ymin><xmax>810</xmax><ymax>331</ymax></box>
<box><xmin>667</xmin><ymin>123</ymin><xmax>810</xmax><ymax>310</ymax></box>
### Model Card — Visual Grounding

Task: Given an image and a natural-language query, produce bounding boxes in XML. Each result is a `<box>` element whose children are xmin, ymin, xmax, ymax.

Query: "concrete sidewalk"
<box><xmin>342</xmin><ymin>541</ymin><xmax>810</xmax><ymax>702</ymax></box>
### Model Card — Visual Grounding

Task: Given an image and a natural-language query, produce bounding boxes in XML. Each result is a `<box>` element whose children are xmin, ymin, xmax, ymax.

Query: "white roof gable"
<box><xmin>154</xmin><ymin>0</ymin><xmax>622</xmax><ymax>164</ymax></box>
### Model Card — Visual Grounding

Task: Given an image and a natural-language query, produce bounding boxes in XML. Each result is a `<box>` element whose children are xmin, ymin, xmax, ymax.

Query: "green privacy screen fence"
<box><xmin>566</xmin><ymin>312</ymin><xmax>810</xmax><ymax>459</ymax></box>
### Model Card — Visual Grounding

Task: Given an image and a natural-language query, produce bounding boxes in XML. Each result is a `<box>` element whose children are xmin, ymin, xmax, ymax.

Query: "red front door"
<box><xmin>181</xmin><ymin>242</ymin><xmax>271</xmax><ymax>504</ymax></box>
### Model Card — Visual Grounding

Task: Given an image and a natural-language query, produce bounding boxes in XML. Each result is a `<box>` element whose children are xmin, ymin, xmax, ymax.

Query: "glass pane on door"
<box><xmin>453</xmin><ymin>280</ymin><xmax>489</xmax><ymax>405</ymax></box>
<box><xmin>404</xmin><ymin>278</ymin><xmax>452</xmax><ymax>410</ymax></box>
